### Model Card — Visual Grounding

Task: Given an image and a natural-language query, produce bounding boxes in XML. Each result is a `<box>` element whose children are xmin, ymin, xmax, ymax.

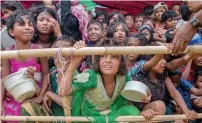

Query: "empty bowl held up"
<box><xmin>121</xmin><ymin>81</ymin><xmax>148</xmax><ymax>102</ymax></box>
<box><xmin>2</xmin><ymin>68</ymin><xmax>36</xmax><ymax>102</ymax></box>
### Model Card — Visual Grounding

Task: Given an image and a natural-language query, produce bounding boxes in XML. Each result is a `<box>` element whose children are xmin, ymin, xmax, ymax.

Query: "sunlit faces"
<box><xmin>193</xmin><ymin>55</ymin><xmax>202</xmax><ymax>67</ymax></box>
<box><xmin>37</xmin><ymin>11</ymin><xmax>54</xmax><ymax>35</ymax></box>
<box><xmin>109</xmin><ymin>14</ymin><xmax>118</xmax><ymax>24</ymax></box>
<box><xmin>113</xmin><ymin>24</ymin><xmax>126</xmax><ymax>43</ymax></box>
<box><xmin>99</xmin><ymin>55</ymin><xmax>121</xmax><ymax>75</ymax></box>
<box><xmin>169</xmin><ymin>75</ymin><xmax>181</xmax><ymax>87</ymax></box>
<box><xmin>9</xmin><ymin>15</ymin><xmax>34</xmax><ymax>43</ymax></box>
<box><xmin>2</xmin><ymin>8</ymin><xmax>14</xmax><ymax>18</ymax></box>
<box><xmin>172</xmin><ymin>5</ymin><xmax>181</xmax><ymax>16</ymax></box>
<box><xmin>165</xmin><ymin>18</ymin><xmax>177</xmax><ymax>29</ymax></box>
<box><xmin>96</xmin><ymin>15</ymin><xmax>105</xmax><ymax>22</ymax></box>
<box><xmin>155</xmin><ymin>7</ymin><xmax>167</xmax><ymax>21</ymax></box>
<box><xmin>125</xmin><ymin>15</ymin><xmax>134</xmax><ymax>28</ymax></box>
<box><xmin>135</xmin><ymin>16</ymin><xmax>144</xmax><ymax>29</ymax></box>
<box><xmin>127</xmin><ymin>37</ymin><xmax>140</xmax><ymax>61</ymax></box>
<box><xmin>87</xmin><ymin>24</ymin><xmax>103</xmax><ymax>42</ymax></box>
<box><xmin>152</xmin><ymin>58</ymin><xmax>166</xmax><ymax>74</ymax></box>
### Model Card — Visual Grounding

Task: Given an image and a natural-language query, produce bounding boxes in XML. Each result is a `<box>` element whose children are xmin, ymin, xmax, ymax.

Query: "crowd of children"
<box><xmin>1</xmin><ymin>1</ymin><xmax>202</xmax><ymax>123</ymax></box>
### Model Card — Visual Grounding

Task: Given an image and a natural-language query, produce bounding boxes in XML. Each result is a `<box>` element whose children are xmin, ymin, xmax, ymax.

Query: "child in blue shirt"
<box><xmin>169</xmin><ymin>69</ymin><xmax>202</xmax><ymax>110</ymax></box>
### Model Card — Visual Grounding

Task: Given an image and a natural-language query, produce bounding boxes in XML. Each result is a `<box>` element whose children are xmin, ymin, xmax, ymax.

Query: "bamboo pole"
<box><xmin>63</xmin><ymin>96</ymin><xmax>71</xmax><ymax>123</ymax></box>
<box><xmin>1</xmin><ymin>46</ymin><xmax>202</xmax><ymax>59</ymax></box>
<box><xmin>1</xmin><ymin>114</ymin><xmax>202</xmax><ymax>122</ymax></box>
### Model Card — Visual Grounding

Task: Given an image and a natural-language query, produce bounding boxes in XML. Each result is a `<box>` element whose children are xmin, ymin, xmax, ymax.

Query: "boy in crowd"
<box><xmin>171</xmin><ymin>3</ymin><xmax>182</xmax><ymax>20</ymax></box>
<box><xmin>125</xmin><ymin>14</ymin><xmax>137</xmax><ymax>35</ymax></box>
<box><xmin>134</xmin><ymin>14</ymin><xmax>144</xmax><ymax>31</ymax></box>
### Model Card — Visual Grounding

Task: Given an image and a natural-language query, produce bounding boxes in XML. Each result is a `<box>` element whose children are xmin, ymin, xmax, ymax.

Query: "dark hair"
<box><xmin>62</xmin><ymin>13</ymin><xmax>82</xmax><ymax>41</ymax></box>
<box><xmin>87</xmin><ymin>20</ymin><xmax>104</xmax><ymax>32</ymax></box>
<box><xmin>135</xmin><ymin>14</ymin><xmax>145</xmax><ymax>20</ymax></box>
<box><xmin>31</xmin><ymin>7</ymin><xmax>59</xmax><ymax>45</ymax></box>
<box><xmin>28</xmin><ymin>2</ymin><xmax>45</xmax><ymax>12</ymax></box>
<box><xmin>129</xmin><ymin>33</ymin><xmax>147</xmax><ymax>46</ymax></box>
<box><xmin>108</xmin><ymin>11</ymin><xmax>125</xmax><ymax>25</ymax></box>
<box><xmin>94</xmin><ymin>9</ymin><xmax>108</xmax><ymax>22</ymax></box>
<box><xmin>125</xmin><ymin>14</ymin><xmax>134</xmax><ymax>20</ymax></box>
<box><xmin>164</xmin><ymin>29</ymin><xmax>174</xmax><ymax>43</ymax></box>
<box><xmin>143</xmin><ymin>5</ymin><xmax>154</xmax><ymax>17</ymax></box>
<box><xmin>2</xmin><ymin>1</ymin><xmax>24</xmax><ymax>11</ymax></box>
<box><xmin>6</xmin><ymin>10</ymin><xmax>34</xmax><ymax>38</ymax></box>
<box><xmin>168</xmin><ymin>68</ymin><xmax>182</xmax><ymax>77</ymax></box>
<box><xmin>107</xmin><ymin>20</ymin><xmax>129</xmax><ymax>39</ymax></box>
<box><xmin>180</xmin><ymin>2</ymin><xmax>192</xmax><ymax>21</ymax></box>
<box><xmin>171</xmin><ymin>3</ymin><xmax>181</xmax><ymax>9</ymax></box>
<box><xmin>55</xmin><ymin>35</ymin><xmax>76</xmax><ymax>46</ymax></box>
<box><xmin>161</xmin><ymin>10</ymin><xmax>177</xmax><ymax>22</ymax></box>
<box><xmin>92</xmin><ymin>39</ymin><xmax>127</xmax><ymax>76</ymax></box>
<box><xmin>139</xmin><ymin>24</ymin><xmax>154</xmax><ymax>44</ymax></box>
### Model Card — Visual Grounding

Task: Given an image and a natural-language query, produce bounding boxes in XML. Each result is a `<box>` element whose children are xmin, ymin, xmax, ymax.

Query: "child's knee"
<box><xmin>120</xmin><ymin>105</ymin><xmax>140</xmax><ymax>115</ymax></box>
<box><xmin>153</xmin><ymin>101</ymin><xmax>166</xmax><ymax>114</ymax></box>
<box><xmin>144</xmin><ymin>100</ymin><xmax>166</xmax><ymax>115</ymax></box>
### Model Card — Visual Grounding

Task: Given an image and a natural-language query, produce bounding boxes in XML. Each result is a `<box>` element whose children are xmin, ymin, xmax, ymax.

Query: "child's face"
<box><xmin>2</xmin><ymin>8</ymin><xmax>14</xmax><ymax>18</ymax></box>
<box><xmin>155</xmin><ymin>7</ymin><xmax>166</xmax><ymax>21</ymax></box>
<box><xmin>127</xmin><ymin>37</ymin><xmax>140</xmax><ymax>61</ymax></box>
<box><xmin>172</xmin><ymin>5</ymin><xmax>181</xmax><ymax>16</ymax></box>
<box><xmin>152</xmin><ymin>58</ymin><xmax>166</xmax><ymax>74</ymax></box>
<box><xmin>109</xmin><ymin>14</ymin><xmax>118</xmax><ymax>24</ymax></box>
<box><xmin>37</xmin><ymin>11</ymin><xmax>54</xmax><ymax>35</ymax></box>
<box><xmin>113</xmin><ymin>24</ymin><xmax>126</xmax><ymax>44</ymax></box>
<box><xmin>135</xmin><ymin>16</ymin><xmax>143</xmax><ymax>29</ymax></box>
<box><xmin>141</xmin><ymin>29</ymin><xmax>151</xmax><ymax>42</ymax></box>
<box><xmin>166</xmin><ymin>18</ymin><xmax>177</xmax><ymax>29</ymax></box>
<box><xmin>125</xmin><ymin>15</ymin><xmax>134</xmax><ymax>28</ymax></box>
<box><xmin>99</xmin><ymin>55</ymin><xmax>121</xmax><ymax>76</ymax></box>
<box><xmin>170</xmin><ymin>75</ymin><xmax>181</xmax><ymax>87</ymax></box>
<box><xmin>96</xmin><ymin>15</ymin><xmax>105</xmax><ymax>22</ymax></box>
<box><xmin>193</xmin><ymin>55</ymin><xmax>202</xmax><ymax>67</ymax></box>
<box><xmin>87</xmin><ymin>24</ymin><xmax>103</xmax><ymax>42</ymax></box>
<box><xmin>9</xmin><ymin>15</ymin><xmax>34</xmax><ymax>43</ymax></box>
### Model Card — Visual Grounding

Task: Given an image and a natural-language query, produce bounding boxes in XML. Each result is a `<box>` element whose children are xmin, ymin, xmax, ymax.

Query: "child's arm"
<box><xmin>165</xmin><ymin>77</ymin><xmax>197</xmax><ymax>119</ymax></box>
<box><xmin>180</xmin><ymin>78</ymin><xmax>202</xmax><ymax>96</ymax></box>
<box><xmin>58</xmin><ymin>41</ymin><xmax>85</xmax><ymax>96</ymax></box>
<box><xmin>190</xmin><ymin>87</ymin><xmax>202</xmax><ymax>96</ymax></box>
<box><xmin>1</xmin><ymin>59</ymin><xmax>11</xmax><ymax>115</ymax></box>
<box><xmin>196</xmin><ymin>75</ymin><xmax>202</xmax><ymax>88</ymax></box>
<box><xmin>181</xmin><ymin>60</ymin><xmax>192</xmax><ymax>79</ymax></box>
<box><xmin>29</xmin><ymin>46</ymin><xmax>50</xmax><ymax>104</ymax></box>
<box><xmin>166</xmin><ymin>53</ymin><xmax>200</xmax><ymax>71</ymax></box>
<box><xmin>44</xmin><ymin>91</ymin><xmax>63</xmax><ymax>107</ymax></box>
<box><xmin>143</xmin><ymin>54</ymin><xmax>164</xmax><ymax>71</ymax></box>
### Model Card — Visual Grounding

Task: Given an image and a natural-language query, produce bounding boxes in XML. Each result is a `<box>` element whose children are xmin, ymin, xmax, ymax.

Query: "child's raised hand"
<box><xmin>142</xmin><ymin>89</ymin><xmax>152</xmax><ymax>104</ymax></box>
<box><xmin>25</xmin><ymin>66</ymin><xmax>36</xmax><ymax>79</ymax></box>
<box><xmin>141</xmin><ymin>109</ymin><xmax>158</xmax><ymax>121</ymax></box>
<box><xmin>73</xmin><ymin>40</ymin><xmax>86</xmax><ymax>49</ymax></box>
<box><xmin>49</xmin><ymin>18</ymin><xmax>62</xmax><ymax>37</ymax></box>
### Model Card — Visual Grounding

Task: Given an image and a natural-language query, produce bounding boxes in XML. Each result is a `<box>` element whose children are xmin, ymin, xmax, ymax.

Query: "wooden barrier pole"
<box><xmin>63</xmin><ymin>96</ymin><xmax>72</xmax><ymax>123</ymax></box>
<box><xmin>1</xmin><ymin>46</ymin><xmax>202</xmax><ymax>59</ymax></box>
<box><xmin>1</xmin><ymin>114</ymin><xmax>202</xmax><ymax>122</ymax></box>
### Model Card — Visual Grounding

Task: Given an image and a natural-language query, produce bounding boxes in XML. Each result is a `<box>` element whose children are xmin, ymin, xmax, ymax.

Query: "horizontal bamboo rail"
<box><xmin>1</xmin><ymin>46</ymin><xmax>202</xmax><ymax>59</ymax></box>
<box><xmin>1</xmin><ymin>114</ymin><xmax>202</xmax><ymax>122</ymax></box>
